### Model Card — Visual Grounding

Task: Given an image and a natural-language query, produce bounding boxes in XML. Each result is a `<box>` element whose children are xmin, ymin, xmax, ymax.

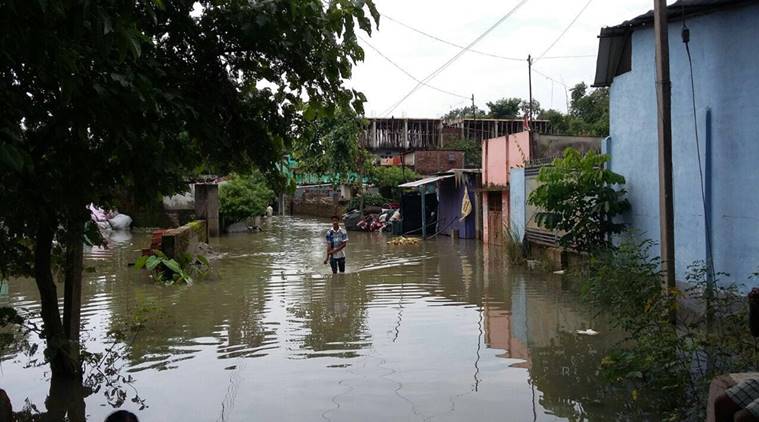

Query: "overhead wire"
<box><xmin>380</xmin><ymin>0</ymin><xmax>532</xmax><ymax>117</ymax></box>
<box><xmin>382</xmin><ymin>14</ymin><xmax>596</xmax><ymax>62</ymax></box>
<box><xmin>381</xmin><ymin>14</ymin><xmax>524</xmax><ymax>62</ymax></box>
<box><xmin>357</xmin><ymin>35</ymin><xmax>470</xmax><ymax>100</ymax></box>
<box><xmin>534</xmin><ymin>0</ymin><xmax>595</xmax><ymax>63</ymax></box>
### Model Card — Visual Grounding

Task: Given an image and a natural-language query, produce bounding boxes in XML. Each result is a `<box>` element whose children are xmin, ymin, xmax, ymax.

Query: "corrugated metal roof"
<box><xmin>593</xmin><ymin>0</ymin><xmax>758</xmax><ymax>86</ymax></box>
<box><xmin>398</xmin><ymin>174</ymin><xmax>454</xmax><ymax>188</ymax></box>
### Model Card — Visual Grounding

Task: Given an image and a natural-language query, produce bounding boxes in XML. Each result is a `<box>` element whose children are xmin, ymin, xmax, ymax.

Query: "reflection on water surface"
<box><xmin>1</xmin><ymin>216</ymin><xmax>627</xmax><ymax>421</ymax></box>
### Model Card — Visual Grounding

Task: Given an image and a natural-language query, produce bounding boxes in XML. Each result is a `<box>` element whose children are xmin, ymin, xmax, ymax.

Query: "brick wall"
<box><xmin>413</xmin><ymin>150</ymin><xmax>464</xmax><ymax>175</ymax></box>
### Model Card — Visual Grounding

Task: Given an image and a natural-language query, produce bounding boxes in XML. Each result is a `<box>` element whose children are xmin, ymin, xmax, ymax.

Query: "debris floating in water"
<box><xmin>387</xmin><ymin>237</ymin><xmax>420</xmax><ymax>246</ymax></box>
<box><xmin>576</xmin><ymin>329</ymin><xmax>599</xmax><ymax>336</ymax></box>
<box><xmin>553</xmin><ymin>270</ymin><xmax>566</xmax><ymax>275</ymax></box>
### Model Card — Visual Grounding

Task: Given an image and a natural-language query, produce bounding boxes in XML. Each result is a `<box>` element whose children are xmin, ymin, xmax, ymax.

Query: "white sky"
<box><xmin>350</xmin><ymin>0</ymin><xmax>673</xmax><ymax>118</ymax></box>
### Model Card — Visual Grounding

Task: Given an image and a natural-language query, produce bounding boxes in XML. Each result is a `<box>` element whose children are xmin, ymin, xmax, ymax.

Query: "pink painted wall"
<box><xmin>482</xmin><ymin>137</ymin><xmax>508</xmax><ymax>188</ymax></box>
<box><xmin>481</xmin><ymin>131</ymin><xmax>531</xmax><ymax>188</ymax></box>
<box><xmin>508</xmin><ymin>131</ymin><xmax>531</xmax><ymax>169</ymax></box>
<box><xmin>481</xmin><ymin>130</ymin><xmax>531</xmax><ymax>244</ymax></box>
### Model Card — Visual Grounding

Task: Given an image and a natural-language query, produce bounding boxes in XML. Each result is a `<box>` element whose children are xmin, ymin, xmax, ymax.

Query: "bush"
<box><xmin>219</xmin><ymin>172</ymin><xmax>274</xmax><ymax>225</ymax></box>
<box><xmin>528</xmin><ymin>148</ymin><xmax>630</xmax><ymax>252</ymax></box>
<box><xmin>580</xmin><ymin>240</ymin><xmax>758</xmax><ymax>420</ymax></box>
<box><xmin>369</xmin><ymin>166</ymin><xmax>419</xmax><ymax>200</ymax></box>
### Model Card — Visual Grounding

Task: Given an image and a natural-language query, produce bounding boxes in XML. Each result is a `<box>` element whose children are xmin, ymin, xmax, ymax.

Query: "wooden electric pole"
<box><xmin>654</xmin><ymin>0</ymin><xmax>676</xmax><ymax>302</ymax></box>
<box><xmin>527</xmin><ymin>55</ymin><xmax>533</xmax><ymax>122</ymax></box>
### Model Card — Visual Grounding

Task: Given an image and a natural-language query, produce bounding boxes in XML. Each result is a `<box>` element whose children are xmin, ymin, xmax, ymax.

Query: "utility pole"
<box><xmin>654</xmin><ymin>0</ymin><xmax>676</xmax><ymax>305</ymax></box>
<box><xmin>527</xmin><ymin>54</ymin><xmax>533</xmax><ymax>122</ymax></box>
<box><xmin>471</xmin><ymin>94</ymin><xmax>476</xmax><ymax>142</ymax></box>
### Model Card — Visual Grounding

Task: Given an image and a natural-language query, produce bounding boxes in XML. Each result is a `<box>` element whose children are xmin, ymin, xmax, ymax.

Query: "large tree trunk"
<box><xmin>34</xmin><ymin>218</ymin><xmax>79</xmax><ymax>379</ymax></box>
<box><xmin>41</xmin><ymin>374</ymin><xmax>86</xmax><ymax>422</ymax></box>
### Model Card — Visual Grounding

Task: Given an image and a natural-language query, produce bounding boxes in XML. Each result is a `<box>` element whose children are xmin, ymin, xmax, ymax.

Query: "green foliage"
<box><xmin>293</xmin><ymin>107</ymin><xmax>374</xmax><ymax>186</ymax></box>
<box><xmin>444</xmin><ymin>139</ymin><xmax>481</xmax><ymax>168</ymax></box>
<box><xmin>369</xmin><ymin>166</ymin><xmax>420</xmax><ymax>200</ymax></box>
<box><xmin>134</xmin><ymin>250</ymin><xmax>208</xmax><ymax>285</ymax></box>
<box><xmin>528</xmin><ymin>148</ymin><xmax>630</xmax><ymax>252</ymax></box>
<box><xmin>348</xmin><ymin>193</ymin><xmax>390</xmax><ymax>210</ymax></box>
<box><xmin>538</xmin><ymin>82</ymin><xmax>609</xmax><ymax>136</ymax></box>
<box><xmin>485</xmin><ymin>97</ymin><xmax>522</xmax><ymax>119</ymax></box>
<box><xmin>441</xmin><ymin>105</ymin><xmax>486</xmax><ymax>121</ymax></box>
<box><xmin>580</xmin><ymin>240</ymin><xmax>759</xmax><ymax>420</ymax></box>
<box><xmin>503</xmin><ymin>225</ymin><xmax>525</xmax><ymax>265</ymax></box>
<box><xmin>219</xmin><ymin>172</ymin><xmax>274</xmax><ymax>225</ymax></box>
<box><xmin>0</xmin><ymin>0</ymin><xmax>378</xmax><ymax>376</ymax></box>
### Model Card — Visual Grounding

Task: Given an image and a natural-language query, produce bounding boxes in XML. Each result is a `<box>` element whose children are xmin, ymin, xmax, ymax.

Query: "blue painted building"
<box><xmin>594</xmin><ymin>0</ymin><xmax>759</xmax><ymax>283</ymax></box>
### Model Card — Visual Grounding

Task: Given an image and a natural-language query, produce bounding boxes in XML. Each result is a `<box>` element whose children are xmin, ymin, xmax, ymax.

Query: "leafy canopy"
<box><xmin>528</xmin><ymin>148</ymin><xmax>630</xmax><ymax>252</ymax></box>
<box><xmin>293</xmin><ymin>107</ymin><xmax>374</xmax><ymax>186</ymax></box>
<box><xmin>0</xmin><ymin>0</ymin><xmax>379</xmax><ymax>379</ymax></box>
<box><xmin>369</xmin><ymin>166</ymin><xmax>420</xmax><ymax>200</ymax></box>
<box><xmin>220</xmin><ymin>172</ymin><xmax>275</xmax><ymax>224</ymax></box>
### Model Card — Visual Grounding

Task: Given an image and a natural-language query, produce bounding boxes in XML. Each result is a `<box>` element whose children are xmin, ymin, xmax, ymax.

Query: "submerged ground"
<box><xmin>1</xmin><ymin>216</ymin><xmax>625</xmax><ymax>421</ymax></box>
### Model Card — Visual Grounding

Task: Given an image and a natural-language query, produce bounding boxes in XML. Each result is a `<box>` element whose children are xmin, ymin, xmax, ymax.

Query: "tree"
<box><xmin>0</xmin><ymin>0</ymin><xmax>378</xmax><ymax>385</ymax></box>
<box><xmin>220</xmin><ymin>172</ymin><xmax>275</xmax><ymax>227</ymax></box>
<box><xmin>293</xmin><ymin>107</ymin><xmax>374</xmax><ymax>186</ymax></box>
<box><xmin>370</xmin><ymin>166</ymin><xmax>420</xmax><ymax>200</ymax></box>
<box><xmin>441</xmin><ymin>105</ymin><xmax>486</xmax><ymax>121</ymax></box>
<box><xmin>527</xmin><ymin>148</ymin><xmax>630</xmax><ymax>252</ymax></box>
<box><xmin>486</xmin><ymin>97</ymin><xmax>521</xmax><ymax>119</ymax></box>
<box><xmin>566</xmin><ymin>82</ymin><xmax>609</xmax><ymax>137</ymax></box>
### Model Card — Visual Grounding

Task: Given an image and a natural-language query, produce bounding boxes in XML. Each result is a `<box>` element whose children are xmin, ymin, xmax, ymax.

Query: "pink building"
<box><xmin>480</xmin><ymin>131</ymin><xmax>531</xmax><ymax>245</ymax></box>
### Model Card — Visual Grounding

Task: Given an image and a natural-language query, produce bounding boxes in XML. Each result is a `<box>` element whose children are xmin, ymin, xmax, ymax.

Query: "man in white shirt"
<box><xmin>324</xmin><ymin>215</ymin><xmax>349</xmax><ymax>273</ymax></box>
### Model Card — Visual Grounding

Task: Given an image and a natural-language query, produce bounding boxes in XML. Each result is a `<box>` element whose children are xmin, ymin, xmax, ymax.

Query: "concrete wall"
<box><xmin>507</xmin><ymin>131</ymin><xmax>531</xmax><ymax>169</ymax></box>
<box><xmin>291</xmin><ymin>184</ymin><xmax>348</xmax><ymax>218</ymax></box>
<box><xmin>509</xmin><ymin>168</ymin><xmax>526</xmax><ymax>237</ymax></box>
<box><xmin>482</xmin><ymin>137</ymin><xmax>509</xmax><ymax>188</ymax></box>
<box><xmin>608</xmin><ymin>3</ymin><xmax>759</xmax><ymax>284</ymax></box>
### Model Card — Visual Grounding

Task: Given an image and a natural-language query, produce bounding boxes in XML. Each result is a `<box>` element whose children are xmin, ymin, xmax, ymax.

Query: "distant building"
<box><xmin>593</xmin><ymin>0</ymin><xmax>759</xmax><ymax>283</ymax></box>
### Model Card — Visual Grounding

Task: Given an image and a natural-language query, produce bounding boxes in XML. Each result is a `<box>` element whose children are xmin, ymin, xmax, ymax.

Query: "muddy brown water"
<box><xmin>1</xmin><ymin>216</ymin><xmax>629</xmax><ymax>421</ymax></box>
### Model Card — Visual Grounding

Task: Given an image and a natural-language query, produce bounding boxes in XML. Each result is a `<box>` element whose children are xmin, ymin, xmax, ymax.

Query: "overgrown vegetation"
<box><xmin>580</xmin><ymin>240</ymin><xmax>758</xmax><ymax>420</ymax></box>
<box><xmin>219</xmin><ymin>172</ymin><xmax>275</xmax><ymax>226</ymax></box>
<box><xmin>134</xmin><ymin>250</ymin><xmax>209</xmax><ymax>285</ymax></box>
<box><xmin>503</xmin><ymin>225</ymin><xmax>526</xmax><ymax>265</ymax></box>
<box><xmin>369</xmin><ymin>166</ymin><xmax>419</xmax><ymax>200</ymax></box>
<box><xmin>528</xmin><ymin>148</ymin><xmax>630</xmax><ymax>252</ymax></box>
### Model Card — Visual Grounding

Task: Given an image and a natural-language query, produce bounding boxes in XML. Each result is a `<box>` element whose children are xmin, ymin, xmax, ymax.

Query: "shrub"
<box><xmin>528</xmin><ymin>148</ymin><xmax>630</xmax><ymax>252</ymax></box>
<box><xmin>369</xmin><ymin>166</ymin><xmax>419</xmax><ymax>200</ymax></box>
<box><xmin>580</xmin><ymin>240</ymin><xmax>758</xmax><ymax>420</ymax></box>
<box><xmin>219</xmin><ymin>172</ymin><xmax>274</xmax><ymax>225</ymax></box>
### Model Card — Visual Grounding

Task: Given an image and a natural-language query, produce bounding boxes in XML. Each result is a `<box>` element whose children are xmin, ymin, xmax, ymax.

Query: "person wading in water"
<box><xmin>324</xmin><ymin>216</ymin><xmax>348</xmax><ymax>273</ymax></box>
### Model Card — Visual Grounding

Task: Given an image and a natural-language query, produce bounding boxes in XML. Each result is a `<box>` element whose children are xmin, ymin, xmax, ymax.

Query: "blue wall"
<box><xmin>608</xmin><ymin>3</ymin><xmax>759</xmax><ymax>284</ymax></box>
<box><xmin>509</xmin><ymin>168</ymin><xmax>526</xmax><ymax>238</ymax></box>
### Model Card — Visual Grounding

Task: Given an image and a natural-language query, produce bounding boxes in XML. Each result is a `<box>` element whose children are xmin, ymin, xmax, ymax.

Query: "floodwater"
<box><xmin>1</xmin><ymin>216</ymin><xmax>627</xmax><ymax>421</ymax></box>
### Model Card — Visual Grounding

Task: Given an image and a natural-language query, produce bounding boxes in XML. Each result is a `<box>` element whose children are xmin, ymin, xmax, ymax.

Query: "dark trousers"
<box><xmin>330</xmin><ymin>257</ymin><xmax>346</xmax><ymax>273</ymax></box>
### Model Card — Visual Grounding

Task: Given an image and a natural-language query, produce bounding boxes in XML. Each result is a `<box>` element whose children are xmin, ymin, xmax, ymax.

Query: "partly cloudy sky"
<box><xmin>349</xmin><ymin>0</ymin><xmax>672</xmax><ymax>118</ymax></box>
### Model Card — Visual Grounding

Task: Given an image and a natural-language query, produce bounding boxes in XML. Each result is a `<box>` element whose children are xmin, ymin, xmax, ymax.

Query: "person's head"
<box><xmin>331</xmin><ymin>215</ymin><xmax>340</xmax><ymax>230</ymax></box>
<box><xmin>105</xmin><ymin>410</ymin><xmax>139</xmax><ymax>422</ymax></box>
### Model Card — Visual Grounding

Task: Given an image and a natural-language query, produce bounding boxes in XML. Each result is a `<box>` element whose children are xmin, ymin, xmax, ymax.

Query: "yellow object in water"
<box><xmin>460</xmin><ymin>186</ymin><xmax>472</xmax><ymax>222</ymax></box>
<box><xmin>387</xmin><ymin>237</ymin><xmax>420</xmax><ymax>246</ymax></box>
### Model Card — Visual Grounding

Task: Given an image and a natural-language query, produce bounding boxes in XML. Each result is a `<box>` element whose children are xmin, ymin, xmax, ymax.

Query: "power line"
<box><xmin>381</xmin><ymin>0</ymin><xmax>532</xmax><ymax>117</ymax></box>
<box><xmin>357</xmin><ymin>35</ymin><xmax>469</xmax><ymax>100</ymax></box>
<box><xmin>382</xmin><ymin>13</ymin><xmax>596</xmax><ymax>62</ymax></box>
<box><xmin>535</xmin><ymin>0</ymin><xmax>594</xmax><ymax>62</ymax></box>
<box><xmin>382</xmin><ymin>14</ymin><xmax>524</xmax><ymax>62</ymax></box>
